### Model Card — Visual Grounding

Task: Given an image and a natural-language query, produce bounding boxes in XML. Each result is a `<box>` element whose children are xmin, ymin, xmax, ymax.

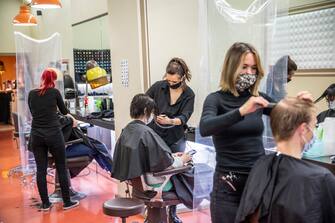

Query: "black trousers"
<box><xmin>31</xmin><ymin>130</ymin><xmax>71</xmax><ymax>204</ymax></box>
<box><xmin>210</xmin><ymin>170</ymin><xmax>249</xmax><ymax>223</ymax></box>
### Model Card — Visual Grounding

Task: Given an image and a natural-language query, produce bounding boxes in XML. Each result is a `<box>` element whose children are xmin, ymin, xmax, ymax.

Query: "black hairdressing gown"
<box><xmin>112</xmin><ymin>120</ymin><xmax>203</xmax><ymax>209</ymax></box>
<box><xmin>235</xmin><ymin>153</ymin><xmax>335</xmax><ymax>223</ymax></box>
<box><xmin>112</xmin><ymin>120</ymin><xmax>174</xmax><ymax>181</ymax></box>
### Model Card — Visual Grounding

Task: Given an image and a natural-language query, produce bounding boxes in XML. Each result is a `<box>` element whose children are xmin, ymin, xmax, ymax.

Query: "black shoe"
<box><xmin>168</xmin><ymin>205</ymin><xmax>183</xmax><ymax>223</ymax></box>
<box><xmin>38</xmin><ymin>202</ymin><xmax>53</xmax><ymax>212</ymax></box>
<box><xmin>63</xmin><ymin>200</ymin><xmax>79</xmax><ymax>210</ymax></box>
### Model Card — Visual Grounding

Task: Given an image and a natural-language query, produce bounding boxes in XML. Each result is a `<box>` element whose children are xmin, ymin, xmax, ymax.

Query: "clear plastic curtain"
<box><xmin>15</xmin><ymin>32</ymin><xmax>63</xmax><ymax>172</ymax></box>
<box><xmin>262</xmin><ymin>55</ymin><xmax>288</xmax><ymax>148</ymax></box>
<box><xmin>193</xmin><ymin>0</ymin><xmax>290</xmax><ymax>217</ymax></box>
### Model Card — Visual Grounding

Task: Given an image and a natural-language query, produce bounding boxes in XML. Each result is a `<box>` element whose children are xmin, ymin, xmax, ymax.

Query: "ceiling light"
<box><xmin>31</xmin><ymin>0</ymin><xmax>62</xmax><ymax>9</ymax></box>
<box><xmin>13</xmin><ymin>5</ymin><xmax>37</xmax><ymax>26</ymax></box>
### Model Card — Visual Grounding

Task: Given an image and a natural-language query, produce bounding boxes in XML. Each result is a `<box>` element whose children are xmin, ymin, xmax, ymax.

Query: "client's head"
<box><xmin>130</xmin><ymin>94</ymin><xmax>156</xmax><ymax>124</ymax></box>
<box><xmin>270</xmin><ymin>97</ymin><xmax>317</xmax><ymax>157</ymax></box>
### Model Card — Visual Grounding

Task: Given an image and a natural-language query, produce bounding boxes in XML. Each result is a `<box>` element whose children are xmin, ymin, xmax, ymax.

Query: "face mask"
<box><xmin>328</xmin><ymin>100</ymin><xmax>335</xmax><ymax>110</ymax></box>
<box><xmin>168</xmin><ymin>81</ymin><xmax>183</xmax><ymax>89</ymax></box>
<box><xmin>302</xmin><ymin>126</ymin><xmax>316</xmax><ymax>153</ymax></box>
<box><xmin>235</xmin><ymin>73</ymin><xmax>257</xmax><ymax>92</ymax></box>
<box><xmin>147</xmin><ymin>114</ymin><xmax>154</xmax><ymax>125</ymax></box>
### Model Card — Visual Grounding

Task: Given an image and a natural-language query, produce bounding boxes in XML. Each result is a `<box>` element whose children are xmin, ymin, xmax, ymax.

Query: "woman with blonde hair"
<box><xmin>199</xmin><ymin>42</ymin><xmax>274</xmax><ymax>222</ymax></box>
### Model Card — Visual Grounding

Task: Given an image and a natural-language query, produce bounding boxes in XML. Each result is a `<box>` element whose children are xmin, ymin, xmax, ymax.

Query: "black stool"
<box><xmin>103</xmin><ymin>198</ymin><xmax>145</xmax><ymax>223</ymax></box>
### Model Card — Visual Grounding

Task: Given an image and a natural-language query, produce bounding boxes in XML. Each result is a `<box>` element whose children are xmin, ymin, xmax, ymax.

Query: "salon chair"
<box><xmin>48</xmin><ymin>138</ymin><xmax>93</xmax><ymax>203</ymax></box>
<box><xmin>130</xmin><ymin>165</ymin><xmax>192</xmax><ymax>223</ymax></box>
<box><xmin>103</xmin><ymin>165</ymin><xmax>191</xmax><ymax>223</ymax></box>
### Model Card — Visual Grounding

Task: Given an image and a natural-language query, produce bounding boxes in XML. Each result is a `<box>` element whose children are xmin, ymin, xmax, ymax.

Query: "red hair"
<box><xmin>39</xmin><ymin>68</ymin><xmax>57</xmax><ymax>95</ymax></box>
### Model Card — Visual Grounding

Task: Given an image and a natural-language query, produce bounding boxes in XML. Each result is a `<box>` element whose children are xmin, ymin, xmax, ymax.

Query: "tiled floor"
<box><xmin>0</xmin><ymin>128</ymin><xmax>211</xmax><ymax>223</ymax></box>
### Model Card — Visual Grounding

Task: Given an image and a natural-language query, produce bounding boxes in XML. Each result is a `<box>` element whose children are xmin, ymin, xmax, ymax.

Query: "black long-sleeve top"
<box><xmin>199</xmin><ymin>90</ymin><xmax>274</xmax><ymax>173</ymax></box>
<box><xmin>146</xmin><ymin>80</ymin><xmax>195</xmax><ymax>146</ymax></box>
<box><xmin>28</xmin><ymin>88</ymin><xmax>68</xmax><ymax>136</ymax></box>
<box><xmin>317</xmin><ymin>109</ymin><xmax>335</xmax><ymax>124</ymax></box>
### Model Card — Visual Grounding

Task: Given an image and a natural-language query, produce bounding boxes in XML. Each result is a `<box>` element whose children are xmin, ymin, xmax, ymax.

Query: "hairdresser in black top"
<box><xmin>314</xmin><ymin>83</ymin><xmax>335</xmax><ymax>124</ymax></box>
<box><xmin>146</xmin><ymin>57</ymin><xmax>195</xmax><ymax>153</ymax></box>
<box><xmin>199</xmin><ymin>42</ymin><xmax>275</xmax><ymax>223</ymax></box>
<box><xmin>28</xmin><ymin>68</ymin><xmax>79</xmax><ymax>211</ymax></box>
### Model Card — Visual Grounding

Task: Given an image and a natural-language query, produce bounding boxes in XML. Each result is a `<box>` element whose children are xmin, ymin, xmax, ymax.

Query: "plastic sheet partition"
<box><xmin>14</xmin><ymin>32</ymin><xmax>63</xmax><ymax>172</ymax></box>
<box><xmin>194</xmin><ymin>0</ymin><xmax>290</xmax><ymax>219</ymax></box>
<box><xmin>185</xmin><ymin>141</ymin><xmax>215</xmax><ymax>218</ymax></box>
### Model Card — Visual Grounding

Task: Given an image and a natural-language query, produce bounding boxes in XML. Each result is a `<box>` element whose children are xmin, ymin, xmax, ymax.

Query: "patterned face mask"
<box><xmin>235</xmin><ymin>73</ymin><xmax>257</xmax><ymax>92</ymax></box>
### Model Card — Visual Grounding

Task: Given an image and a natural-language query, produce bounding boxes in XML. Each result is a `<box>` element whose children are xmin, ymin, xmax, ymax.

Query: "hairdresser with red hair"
<box><xmin>28</xmin><ymin>68</ymin><xmax>79</xmax><ymax>211</ymax></box>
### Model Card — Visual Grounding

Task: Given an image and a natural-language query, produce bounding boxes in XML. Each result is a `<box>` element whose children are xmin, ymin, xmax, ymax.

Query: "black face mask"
<box><xmin>168</xmin><ymin>81</ymin><xmax>183</xmax><ymax>89</ymax></box>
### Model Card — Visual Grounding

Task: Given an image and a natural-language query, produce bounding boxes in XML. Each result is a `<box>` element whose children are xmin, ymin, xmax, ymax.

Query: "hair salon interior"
<box><xmin>0</xmin><ymin>0</ymin><xmax>335</xmax><ymax>222</ymax></box>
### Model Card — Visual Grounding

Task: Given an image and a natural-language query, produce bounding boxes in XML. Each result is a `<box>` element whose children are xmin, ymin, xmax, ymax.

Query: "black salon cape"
<box><xmin>317</xmin><ymin>109</ymin><xmax>335</xmax><ymax>124</ymax></box>
<box><xmin>112</xmin><ymin>120</ymin><xmax>174</xmax><ymax>181</ymax></box>
<box><xmin>235</xmin><ymin>153</ymin><xmax>335</xmax><ymax>223</ymax></box>
<box><xmin>112</xmin><ymin>120</ymin><xmax>201</xmax><ymax>209</ymax></box>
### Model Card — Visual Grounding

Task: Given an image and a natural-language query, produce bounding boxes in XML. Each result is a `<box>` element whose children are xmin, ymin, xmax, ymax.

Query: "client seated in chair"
<box><xmin>111</xmin><ymin>94</ymin><xmax>192</xmax><ymax>223</ymax></box>
<box><xmin>235</xmin><ymin>97</ymin><xmax>335</xmax><ymax>223</ymax></box>
<box><xmin>58</xmin><ymin>114</ymin><xmax>113</xmax><ymax>175</ymax></box>
<box><xmin>47</xmin><ymin>114</ymin><xmax>113</xmax><ymax>203</ymax></box>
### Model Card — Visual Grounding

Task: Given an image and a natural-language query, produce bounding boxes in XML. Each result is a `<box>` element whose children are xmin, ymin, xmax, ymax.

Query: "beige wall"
<box><xmin>70</xmin><ymin>0</ymin><xmax>108</xmax><ymax>25</ymax></box>
<box><xmin>147</xmin><ymin>0</ymin><xmax>201</xmax><ymax>125</ymax></box>
<box><xmin>31</xmin><ymin>1</ymin><xmax>74</xmax><ymax>76</ymax></box>
<box><xmin>72</xmin><ymin>16</ymin><xmax>110</xmax><ymax>50</ymax></box>
<box><xmin>0</xmin><ymin>0</ymin><xmax>34</xmax><ymax>54</ymax></box>
<box><xmin>287</xmin><ymin>76</ymin><xmax>335</xmax><ymax>113</ymax></box>
<box><xmin>107</xmin><ymin>0</ymin><xmax>146</xmax><ymax>137</ymax></box>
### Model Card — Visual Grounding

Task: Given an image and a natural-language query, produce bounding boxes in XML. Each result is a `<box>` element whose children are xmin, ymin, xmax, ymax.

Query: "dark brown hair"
<box><xmin>287</xmin><ymin>56</ymin><xmax>297</xmax><ymax>73</ymax></box>
<box><xmin>165</xmin><ymin>57</ymin><xmax>191</xmax><ymax>82</ymax></box>
<box><xmin>130</xmin><ymin>94</ymin><xmax>156</xmax><ymax>119</ymax></box>
<box><xmin>270</xmin><ymin>97</ymin><xmax>316</xmax><ymax>141</ymax></box>
<box><xmin>220</xmin><ymin>42</ymin><xmax>264</xmax><ymax>97</ymax></box>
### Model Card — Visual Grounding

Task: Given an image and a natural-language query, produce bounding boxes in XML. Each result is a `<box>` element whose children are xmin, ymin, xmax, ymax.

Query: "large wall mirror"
<box><xmin>71</xmin><ymin>15</ymin><xmax>112</xmax><ymax>97</ymax></box>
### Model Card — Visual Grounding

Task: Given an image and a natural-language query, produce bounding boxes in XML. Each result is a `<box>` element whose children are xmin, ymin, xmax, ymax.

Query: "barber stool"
<box><xmin>130</xmin><ymin>165</ymin><xmax>192</xmax><ymax>223</ymax></box>
<box><xmin>103</xmin><ymin>197</ymin><xmax>145</xmax><ymax>223</ymax></box>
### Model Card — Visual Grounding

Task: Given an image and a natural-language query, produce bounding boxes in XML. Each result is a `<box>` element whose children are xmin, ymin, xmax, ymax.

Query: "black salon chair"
<box><xmin>48</xmin><ymin>138</ymin><xmax>93</xmax><ymax>203</ymax></box>
<box><xmin>103</xmin><ymin>165</ymin><xmax>191</xmax><ymax>223</ymax></box>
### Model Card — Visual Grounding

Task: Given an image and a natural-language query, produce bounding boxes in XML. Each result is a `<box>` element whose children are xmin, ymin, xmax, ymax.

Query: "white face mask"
<box><xmin>302</xmin><ymin>126</ymin><xmax>316</xmax><ymax>154</ymax></box>
<box><xmin>147</xmin><ymin>114</ymin><xmax>154</xmax><ymax>125</ymax></box>
<box><xmin>328</xmin><ymin>100</ymin><xmax>335</xmax><ymax>110</ymax></box>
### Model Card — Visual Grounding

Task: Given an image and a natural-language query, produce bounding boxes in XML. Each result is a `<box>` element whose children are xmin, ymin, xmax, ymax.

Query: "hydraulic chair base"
<box><xmin>8</xmin><ymin>164</ymin><xmax>36</xmax><ymax>177</ymax></box>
